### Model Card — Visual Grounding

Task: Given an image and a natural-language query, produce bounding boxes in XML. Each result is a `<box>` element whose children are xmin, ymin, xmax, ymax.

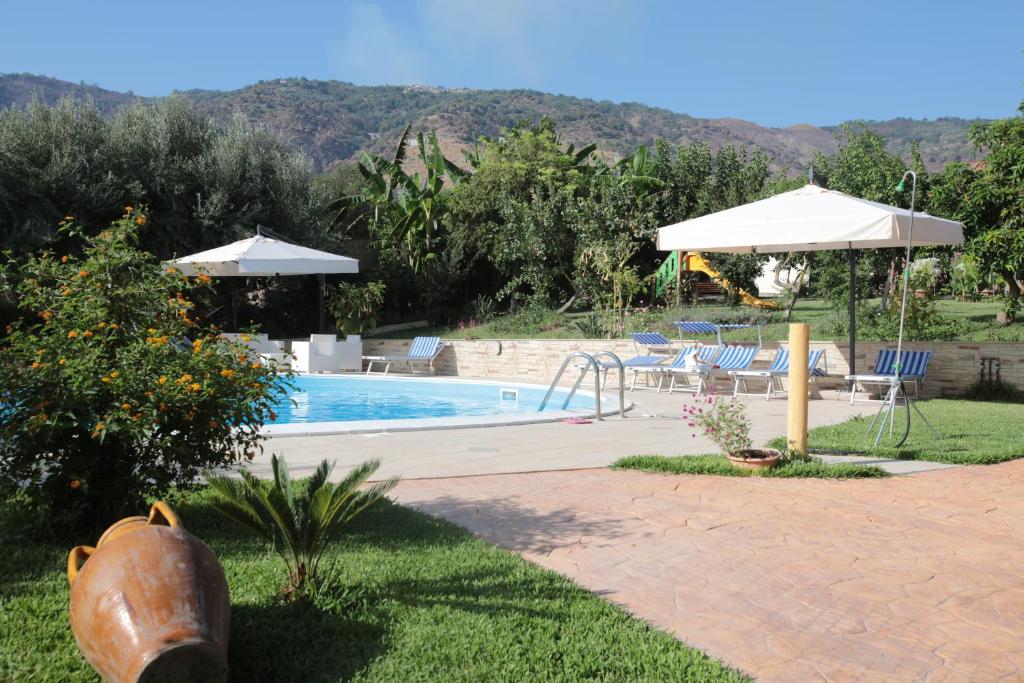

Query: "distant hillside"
<box><xmin>0</xmin><ymin>73</ymin><xmax>984</xmax><ymax>172</ymax></box>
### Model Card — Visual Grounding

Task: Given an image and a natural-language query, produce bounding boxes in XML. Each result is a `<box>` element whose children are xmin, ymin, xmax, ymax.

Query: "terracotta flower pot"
<box><xmin>67</xmin><ymin>502</ymin><xmax>230</xmax><ymax>683</ymax></box>
<box><xmin>727</xmin><ymin>448</ymin><xmax>783</xmax><ymax>471</ymax></box>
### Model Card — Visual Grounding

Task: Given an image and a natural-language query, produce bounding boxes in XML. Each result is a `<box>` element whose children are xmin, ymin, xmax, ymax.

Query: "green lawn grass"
<box><xmin>612</xmin><ymin>455</ymin><xmax>888</xmax><ymax>478</ymax></box>
<box><xmin>0</xmin><ymin>491</ymin><xmax>747</xmax><ymax>682</ymax></box>
<box><xmin>380</xmin><ymin>298</ymin><xmax>1021</xmax><ymax>343</ymax></box>
<box><xmin>767</xmin><ymin>399</ymin><xmax>1024</xmax><ymax>465</ymax></box>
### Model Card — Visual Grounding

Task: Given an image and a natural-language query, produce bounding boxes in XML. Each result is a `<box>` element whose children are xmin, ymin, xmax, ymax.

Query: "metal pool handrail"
<box><xmin>538</xmin><ymin>352</ymin><xmax>603</xmax><ymax>420</ymax></box>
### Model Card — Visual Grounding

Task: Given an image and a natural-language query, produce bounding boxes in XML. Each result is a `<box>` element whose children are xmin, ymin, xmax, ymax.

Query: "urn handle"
<box><xmin>148</xmin><ymin>501</ymin><xmax>182</xmax><ymax>529</ymax></box>
<box><xmin>67</xmin><ymin>545</ymin><xmax>95</xmax><ymax>586</ymax></box>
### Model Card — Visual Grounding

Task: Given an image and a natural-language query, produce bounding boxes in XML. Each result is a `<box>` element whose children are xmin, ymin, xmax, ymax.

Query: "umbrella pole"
<box><xmin>848</xmin><ymin>246</ymin><xmax>857</xmax><ymax>389</ymax></box>
<box><xmin>318</xmin><ymin>273</ymin><xmax>326</xmax><ymax>334</ymax></box>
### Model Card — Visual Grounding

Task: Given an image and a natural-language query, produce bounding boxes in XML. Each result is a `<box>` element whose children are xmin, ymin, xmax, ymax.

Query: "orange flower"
<box><xmin>164</xmin><ymin>267</ymin><xmax>179</xmax><ymax>275</ymax></box>
<box><xmin>67</xmin><ymin>330</ymin><xmax>78</xmax><ymax>339</ymax></box>
<box><xmin>78</xmin><ymin>270</ymin><xmax>89</xmax><ymax>278</ymax></box>
<box><xmin>60</xmin><ymin>255</ymin><xmax>69</xmax><ymax>263</ymax></box>
<box><xmin>61</xmin><ymin>287</ymin><xmax>72</xmax><ymax>296</ymax></box>
<box><xmin>196</xmin><ymin>273</ymin><xmax>211</xmax><ymax>285</ymax></box>
<box><xmin>144</xmin><ymin>391</ymin><xmax>154</xmax><ymax>398</ymax></box>
<box><xmin>188</xmin><ymin>382</ymin><xmax>202</xmax><ymax>392</ymax></box>
<box><xmin>134</xmin><ymin>215</ymin><xmax>146</xmax><ymax>226</ymax></box>
<box><xmin>121</xmin><ymin>403</ymin><xmax>132</xmax><ymax>410</ymax></box>
<box><xmin>92</xmin><ymin>422</ymin><xmax>105</xmax><ymax>435</ymax></box>
<box><xmin>157</xmin><ymin>375</ymin><xmax>168</xmax><ymax>385</ymax></box>
<box><xmin>192</xmin><ymin>339</ymin><xmax>203</xmax><ymax>352</ymax></box>
<box><xmin>219</xmin><ymin>369</ymin><xmax>235</xmax><ymax>378</ymax></box>
<box><xmin>58</xmin><ymin>358</ymin><xmax>66</xmax><ymax>366</ymax></box>
<box><xmin>132</xmin><ymin>413</ymin><xmax>142</xmax><ymax>420</ymax></box>
<box><xmin>124</xmin><ymin>205</ymin><xmax>134</xmax><ymax>214</ymax></box>
<box><xmin>110</xmin><ymin>371</ymin><xmax>119</xmax><ymax>378</ymax></box>
<box><xmin>63</xmin><ymin>215</ymin><xmax>74</xmax><ymax>221</ymax></box>
<box><xmin>82</xmin><ymin>330</ymin><xmax>93</xmax><ymax>338</ymax></box>
<box><xmin>31</xmin><ymin>361</ymin><xmax>41</xmax><ymax>369</ymax></box>
<box><xmin>251</xmin><ymin>362</ymin><xmax>262</xmax><ymax>369</ymax></box>
<box><xmin>110</xmin><ymin>322</ymin><xmax>119</xmax><ymax>329</ymax></box>
<box><xmin>70</xmin><ymin>479</ymin><xmax>81</xmax><ymax>490</ymax></box>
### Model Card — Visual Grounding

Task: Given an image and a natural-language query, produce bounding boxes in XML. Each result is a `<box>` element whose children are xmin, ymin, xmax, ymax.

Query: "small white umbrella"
<box><xmin>655</xmin><ymin>183</ymin><xmax>965</xmax><ymax>376</ymax></box>
<box><xmin>170</xmin><ymin>235</ymin><xmax>358</xmax><ymax>276</ymax></box>
<box><xmin>168</xmin><ymin>231</ymin><xmax>359</xmax><ymax>331</ymax></box>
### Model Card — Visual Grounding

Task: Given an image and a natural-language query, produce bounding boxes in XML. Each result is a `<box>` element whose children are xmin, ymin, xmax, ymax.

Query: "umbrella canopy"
<box><xmin>657</xmin><ymin>184</ymin><xmax>963</xmax><ymax>253</ymax></box>
<box><xmin>170</xmin><ymin>236</ymin><xmax>358</xmax><ymax>276</ymax></box>
<box><xmin>655</xmin><ymin>183</ymin><xmax>964</xmax><ymax>378</ymax></box>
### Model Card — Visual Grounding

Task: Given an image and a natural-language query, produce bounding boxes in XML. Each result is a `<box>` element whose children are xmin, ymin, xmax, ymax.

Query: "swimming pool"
<box><xmin>263</xmin><ymin>375</ymin><xmax>620</xmax><ymax>436</ymax></box>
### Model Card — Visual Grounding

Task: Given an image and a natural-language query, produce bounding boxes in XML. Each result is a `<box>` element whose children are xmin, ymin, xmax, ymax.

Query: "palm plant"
<box><xmin>206</xmin><ymin>455</ymin><xmax>398</xmax><ymax>592</ymax></box>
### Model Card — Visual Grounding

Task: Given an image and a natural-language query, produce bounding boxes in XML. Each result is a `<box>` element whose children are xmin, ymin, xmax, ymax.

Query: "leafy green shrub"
<box><xmin>490</xmin><ymin>305</ymin><xmax>567</xmax><ymax>336</ymax></box>
<box><xmin>206</xmin><ymin>455</ymin><xmax>398</xmax><ymax>593</ymax></box>
<box><xmin>570</xmin><ymin>313</ymin><xmax>612</xmax><ymax>338</ymax></box>
<box><xmin>0</xmin><ymin>211</ymin><xmax>285</xmax><ymax>527</ymax></box>
<box><xmin>327</xmin><ymin>281</ymin><xmax>386</xmax><ymax>335</ymax></box>
<box><xmin>960</xmin><ymin>378</ymin><xmax>1024</xmax><ymax>403</ymax></box>
<box><xmin>468</xmin><ymin>293</ymin><xmax>497</xmax><ymax>321</ymax></box>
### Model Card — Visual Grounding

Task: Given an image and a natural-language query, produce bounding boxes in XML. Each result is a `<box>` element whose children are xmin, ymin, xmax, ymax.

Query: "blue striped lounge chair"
<box><xmin>364</xmin><ymin>336</ymin><xmax>444</xmax><ymax>375</ymax></box>
<box><xmin>731</xmin><ymin>348</ymin><xmax>826</xmax><ymax>400</ymax></box>
<box><xmin>657</xmin><ymin>345</ymin><xmax>725</xmax><ymax>394</ymax></box>
<box><xmin>667</xmin><ymin>345</ymin><xmax>759</xmax><ymax>395</ymax></box>
<box><xmin>845</xmin><ymin>349</ymin><xmax>933</xmax><ymax>404</ymax></box>
<box><xmin>592</xmin><ymin>332</ymin><xmax>675</xmax><ymax>389</ymax></box>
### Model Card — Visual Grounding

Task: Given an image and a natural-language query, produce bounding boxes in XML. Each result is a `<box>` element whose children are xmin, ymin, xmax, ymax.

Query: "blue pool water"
<box><xmin>269</xmin><ymin>376</ymin><xmax>594</xmax><ymax>424</ymax></box>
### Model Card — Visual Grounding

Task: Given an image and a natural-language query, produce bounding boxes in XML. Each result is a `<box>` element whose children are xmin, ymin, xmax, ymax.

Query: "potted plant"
<box><xmin>684</xmin><ymin>393</ymin><xmax>782</xmax><ymax>470</ymax></box>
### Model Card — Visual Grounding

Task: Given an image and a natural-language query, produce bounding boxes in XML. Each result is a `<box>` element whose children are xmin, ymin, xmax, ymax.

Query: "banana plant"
<box><xmin>330</xmin><ymin>125</ymin><xmax>465</xmax><ymax>273</ymax></box>
<box><xmin>206</xmin><ymin>455</ymin><xmax>398</xmax><ymax>592</ymax></box>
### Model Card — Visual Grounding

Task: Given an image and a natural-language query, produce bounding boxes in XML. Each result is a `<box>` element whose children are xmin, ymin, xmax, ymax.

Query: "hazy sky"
<box><xmin>2</xmin><ymin>0</ymin><xmax>1022</xmax><ymax>126</ymax></box>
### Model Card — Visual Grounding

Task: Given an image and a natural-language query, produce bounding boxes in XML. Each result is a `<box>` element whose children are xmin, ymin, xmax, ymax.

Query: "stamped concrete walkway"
<box><xmin>394</xmin><ymin>463</ymin><xmax>1024</xmax><ymax>682</ymax></box>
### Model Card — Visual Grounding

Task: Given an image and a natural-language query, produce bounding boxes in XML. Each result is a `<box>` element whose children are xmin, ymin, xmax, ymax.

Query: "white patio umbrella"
<box><xmin>656</xmin><ymin>183</ymin><xmax>964</xmax><ymax>375</ymax></box>
<box><xmin>168</xmin><ymin>228</ymin><xmax>359</xmax><ymax>331</ymax></box>
<box><xmin>170</xmin><ymin>235</ymin><xmax>358</xmax><ymax>277</ymax></box>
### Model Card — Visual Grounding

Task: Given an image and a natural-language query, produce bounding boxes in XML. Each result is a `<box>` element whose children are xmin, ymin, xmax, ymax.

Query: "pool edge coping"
<box><xmin>261</xmin><ymin>373</ymin><xmax>633</xmax><ymax>437</ymax></box>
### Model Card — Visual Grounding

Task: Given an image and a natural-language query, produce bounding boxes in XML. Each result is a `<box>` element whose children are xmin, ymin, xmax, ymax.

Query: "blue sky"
<box><xmin>2</xmin><ymin>0</ymin><xmax>1021</xmax><ymax>126</ymax></box>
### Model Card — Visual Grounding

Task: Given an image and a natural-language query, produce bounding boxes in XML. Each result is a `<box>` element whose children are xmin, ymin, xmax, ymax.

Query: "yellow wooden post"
<box><xmin>786</xmin><ymin>323</ymin><xmax>809</xmax><ymax>457</ymax></box>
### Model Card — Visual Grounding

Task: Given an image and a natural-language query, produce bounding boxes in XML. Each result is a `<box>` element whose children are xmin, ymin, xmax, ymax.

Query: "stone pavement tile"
<box><xmin>394</xmin><ymin>459</ymin><xmax>1024</xmax><ymax>682</ymax></box>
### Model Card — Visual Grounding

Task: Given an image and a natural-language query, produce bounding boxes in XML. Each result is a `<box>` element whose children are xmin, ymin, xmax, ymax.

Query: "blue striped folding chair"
<box><xmin>364</xmin><ymin>336</ymin><xmax>445</xmax><ymax>375</ymax></box>
<box><xmin>731</xmin><ymin>348</ymin><xmax>826</xmax><ymax>400</ymax></box>
<box><xmin>671</xmin><ymin>345</ymin><xmax>759</xmax><ymax>395</ymax></box>
<box><xmin>845</xmin><ymin>349</ymin><xmax>933</xmax><ymax>403</ymax></box>
<box><xmin>658</xmin><ymin>344</ymin><xmax>724</xmax><ymax>394</ymax></box>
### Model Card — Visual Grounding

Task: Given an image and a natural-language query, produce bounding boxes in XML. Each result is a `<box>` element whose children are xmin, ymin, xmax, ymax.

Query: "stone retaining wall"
<box><xmin>362</xmin><ymin>338</ymin><xmax>1024</xmax><ymax>398</ymax></box>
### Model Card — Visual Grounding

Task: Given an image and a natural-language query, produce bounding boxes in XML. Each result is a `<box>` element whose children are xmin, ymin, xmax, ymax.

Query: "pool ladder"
<box><xmin>538</xmin><ymin>352</ymin><xmax>626</xmax><ymax>421</ymax></box>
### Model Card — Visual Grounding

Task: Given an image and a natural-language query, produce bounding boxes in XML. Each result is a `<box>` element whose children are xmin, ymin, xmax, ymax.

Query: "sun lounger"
<box><xmin>845</xmin><ymin>349</ymin><xmax>933</xmax><ymax>404</ymax></box>
<box><xmin>731</xmin><ymin>348</ymin><xmax>826</xmax><ymax>400</ymax></box>
<box><xmin>364</xmin><ymin>336</ymin><xmax>444</xmax><ymax>375</ymax></box>
<box><xmin>654</xmin><ymin>345</ymin><xmax>724</xmax><ymax>394</ymax></box>
<box><xmin>590</xmin><ymin>332</ymin><xmax>675</xmax><ymax>389</ymax></box>
<box><xmin>666</xmin><ymin>345</ymin><xmax>758</xmax><ymax>395</ymax></box>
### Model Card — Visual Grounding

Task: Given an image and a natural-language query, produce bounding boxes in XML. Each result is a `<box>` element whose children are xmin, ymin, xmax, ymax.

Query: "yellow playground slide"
<box><xmin>682</xmin><ymin>252</ymin><xmax>779</xmax><ymax>310</ymax></box>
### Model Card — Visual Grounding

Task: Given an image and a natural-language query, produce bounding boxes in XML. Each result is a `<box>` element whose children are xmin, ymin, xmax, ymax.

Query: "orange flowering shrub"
<box><xmin>0</xmin><ymin>211</ymin><xmax>288</xmax><ymax>526</ymax></box>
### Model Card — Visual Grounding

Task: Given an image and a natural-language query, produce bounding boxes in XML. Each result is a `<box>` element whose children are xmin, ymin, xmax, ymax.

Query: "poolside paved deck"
<box><xmin>256</xmin><ymin>384</ymin><xmax>871</xmax><ymax>481</ymax></box>
<box><xmin>393</xmin><ymin>462</ymin><xmax>1024</xmax><ymax>682</ymax></box>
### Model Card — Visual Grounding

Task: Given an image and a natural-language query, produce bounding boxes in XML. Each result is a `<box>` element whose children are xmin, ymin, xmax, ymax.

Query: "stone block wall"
<box><xmin>362</xmin><ymin>338</ymin><xmax>1024</xmax><ymax>398</ymax></box>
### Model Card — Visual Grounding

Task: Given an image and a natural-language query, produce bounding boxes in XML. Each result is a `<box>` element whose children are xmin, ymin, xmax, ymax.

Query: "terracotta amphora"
<box><xmin>67</xmin><ymin>501</ymin><xmax>230</xmax><ymax>683</ymax></box>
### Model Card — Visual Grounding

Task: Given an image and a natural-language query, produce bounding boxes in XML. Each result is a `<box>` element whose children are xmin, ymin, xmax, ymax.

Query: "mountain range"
<box><xmin>0</xmin><ymin>73</ymin><xmax>983</xmax><ymax>173</ymax></box>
